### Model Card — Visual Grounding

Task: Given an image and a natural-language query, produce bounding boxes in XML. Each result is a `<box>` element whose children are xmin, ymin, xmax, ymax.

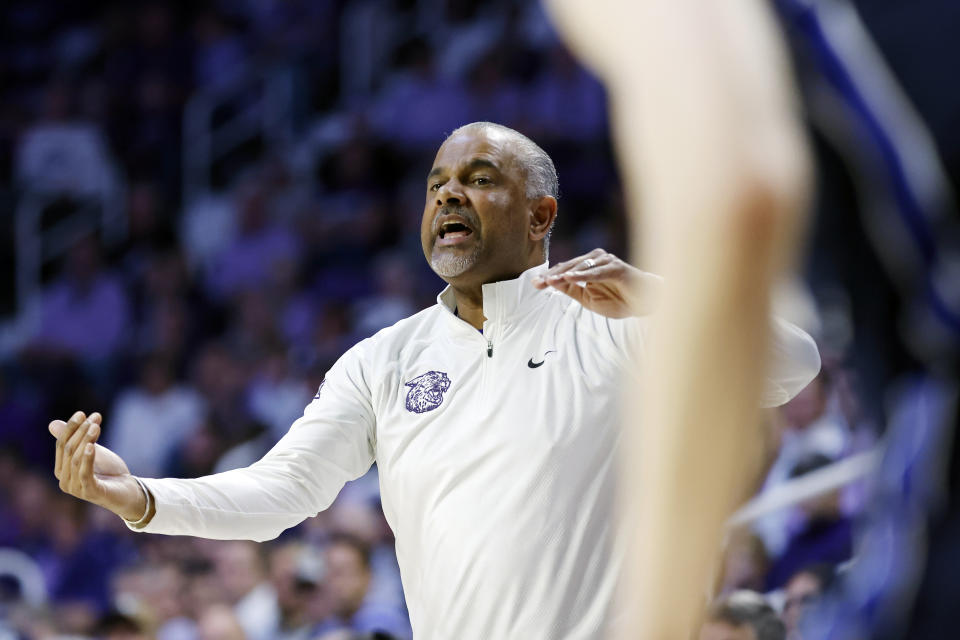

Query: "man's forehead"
<box><xmin>430</xmin><ymin>128</ymin><xmax>518</xmax><ymax>173</ymax></box>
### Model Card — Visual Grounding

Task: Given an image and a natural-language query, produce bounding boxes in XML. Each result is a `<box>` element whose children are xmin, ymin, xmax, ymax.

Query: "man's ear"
<box><xmin>529</xmin><ymin>196</ymin><xmax>558</xmax><ymax>241</ymax></box>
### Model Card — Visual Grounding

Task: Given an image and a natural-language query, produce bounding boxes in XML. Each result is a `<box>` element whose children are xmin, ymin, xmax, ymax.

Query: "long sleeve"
<box><xmin>606</xmin><ymin>314</ymin><xmax>820</xmax><ymax>407</ymax></box>
<box><xmin>127</xmin><ymin>345</ymin><xmax>377</xmax><ymax>541</ymax></box>
<box><xmin>759</xmin><ymin>316</ymin><xmax>821</xmax><ymax>407</ymax></box>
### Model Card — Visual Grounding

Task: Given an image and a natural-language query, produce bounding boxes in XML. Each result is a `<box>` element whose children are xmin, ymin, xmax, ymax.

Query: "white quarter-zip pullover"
<box><xmin>131</xmin><ymin>263</ymin><xmax>821</xmax><ymax>639</ymax></box>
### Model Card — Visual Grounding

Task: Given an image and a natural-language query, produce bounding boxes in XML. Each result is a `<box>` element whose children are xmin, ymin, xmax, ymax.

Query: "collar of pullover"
<box><xmin>436</xmin><ymin>262</ymin><xmax>550</xmax><ymax>330</ymax></box>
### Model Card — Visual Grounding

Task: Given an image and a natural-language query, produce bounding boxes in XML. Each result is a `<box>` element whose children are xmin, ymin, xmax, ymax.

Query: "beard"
<box><xmin>431</xmin><ymin>243</ymin><xmax>482</xmax><ymax>278</ymax></box>
<box><xmin>428</xmin><ymin>204</ymin><xmax>482</xmax><ymax>278</ymax></box>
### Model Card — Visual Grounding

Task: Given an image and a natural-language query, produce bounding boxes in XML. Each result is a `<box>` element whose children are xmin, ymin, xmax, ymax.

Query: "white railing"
<box><xmin>182</xmin><ymin>67</ymin><xmax>296</xmax><ymax>205</ymax></box>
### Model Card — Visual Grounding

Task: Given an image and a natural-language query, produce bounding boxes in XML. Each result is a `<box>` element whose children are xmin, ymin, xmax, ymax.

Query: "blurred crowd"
<box><xmin>708</xmin><ymin>357</ymin><xmax>877</xmax><ymax>640</ymax></box>
<box><xmin>0</xmin><ymin>1</ymin><xmax>623</xmax><ymax>638</ymax></box>
<box><xmin>1</xmin><ymin>0</ymin><xmax>952</xmax><ymax>639</ymax></box>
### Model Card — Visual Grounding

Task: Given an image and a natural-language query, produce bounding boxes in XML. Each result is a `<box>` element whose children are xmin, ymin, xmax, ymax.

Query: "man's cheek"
<box><xmin>421</xmin><ymin>223</ymin><xmax>434</xmax><ymax>246</ymax></box>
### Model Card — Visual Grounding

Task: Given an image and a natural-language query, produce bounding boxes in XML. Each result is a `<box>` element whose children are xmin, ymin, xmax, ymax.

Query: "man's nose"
<box><xmin>436</xmin><ymin>180</ymin><xmax>465</xmax><ymax>205</ymax></box>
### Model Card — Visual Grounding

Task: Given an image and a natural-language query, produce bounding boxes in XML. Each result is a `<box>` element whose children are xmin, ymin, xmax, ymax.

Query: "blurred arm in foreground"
<box><xmin>546</xmin><ymin>0</ymin><xmax>814</xmax><ymax>637</ymax></box>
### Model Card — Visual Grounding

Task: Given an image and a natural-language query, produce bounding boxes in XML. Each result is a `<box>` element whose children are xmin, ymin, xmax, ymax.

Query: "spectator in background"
<box><xmin>756</xmin><ymin>371</ymin><xmax>851</xmax><ymax>557</ymax></box>
<box><xmin>266</xmin><ymin>542</ymin><xmax>324</xmax><ymax>640</ymax></box>
<box><xmin>307</xmin><ymin>135</ymin><xmax>397</xmax><ymax>274</ymax></box>
<box><xmin>182</xmin><ymin>561</ymin><xmax>228</xmax><ymax>637</ymax></box>
<box><xmin>30</xmin><ymin>235</ymin><xmax>131</xmax><ymax>365</ymax></box>
<box><xmin>131</xmin><ymin>73</ymin><xmax>181</xmax><ymax>177</ymax></box>
<box><xmin>259</xmin><ymin>156</ymin><xmax>313</xmax><ymax>227</ymax></box>
<box><xmin>106</xmin><ymin>561</ymin><xmax>196</xmax><ymax>640</ymax></box>
<box><xmin>213</xmin><ymin>541</ymin><xmax>277</xmax><ymax>640</ymax></box>
<box><xmin>224</xmin><ymin>289</ymin><xmax>284</xmax><ymax>367</ymax></box>
<box><xmin>700</xmin><ymin>591</ymin><xmax>786</xmax><ymax>640</ymax></box>
<box><xmin>718</xmin><ymin>530</ymin><xmax>771</xmax><ymax>596</ymax></box>
<box><xmin>369</xmin><ymin>37</ymin><xmax>471</xmax><ymax>150</ymax></box>
<box><xmin>351</xmin><ymin>252</ymin><xmax>418</xmax><ymax>337</ymax></box>
<box><xmin>212</xmin><ymin>420</ymin><xmax>275</xmax><ymax>474</ymax></box>
<box><xmin>163</xmin><ymin>416</ymin><xmax>231</xmax><ymax>480</ymax></box>
<box><xmin>121</xmin><ymin>181</ymin><xmax>178</xmax><ymax>281</ymax></box>
<box><xmin>134</xmin><ymin>251</ymin><xmax>196</xmax><ymax>363</ymax></box>
<box><xmin>107</xmin><ymin>353</ymin><xmax>205</xmax><ymax>478</ymax></box>
<box><xmin>190</xmin><ymin>341</ymin><xmax>250</xmax><ymax>436</ymax></box>
<box><xmin>206</xmin><ymin>187</ymin><xmax>302</xmax><ymax>301</ymax></box>
<box><xmin>246</xmin><ymin>345</ymin><xmax>313</xmax><ymax>442</ymax></box>
<box><xmin>147</xmin><ymin>562</ymin><xmax>197</xmax><ymax>640</ymax></box>
<box><xmin>276</xmin><ymin>258</ymin><xmax>323</xmax><ymax>353</ymax></box>
<box><xmin>0</xmin><ymin>450</ymin><xmax>28</xmax><ymax>547</ymax></box>
<box><xmin>780</xmin><ymin>564</ymin><xmax>834</xmax><ymax>640</ymax></box>
<box><xmin>95</xmin><ymin>610</ymin><xmax>153</xmax><ymax>640</ymax></box>
<box><xmin>770</xmin><ymin>372</ymin><xmax>850</xmax><ymax>475</ymax></box>
<box><xmin>7</xmin><ymin>472</ymin><xmax>57</xmax><ymax>557</ymax></box>
<box><xmin>109</xmin><ymin>563</ymin><xmax>169</xmax><ymax>633</ymax></box>
<box><xmin>308</xmin><ymin>302</ymin><xmax>357</xmax><ymax>369</ymax></box>
<box><xmin>765</xmin><ymin>456</ymin><xmax>853</xmax><ymax>590</ymax></box>
<box><xmin>315</xmin><ymin>535</ymin><xmax>411</xmax><ymax>640</ymax></box>
<box><xmin>96</xmin><ymin>6</ymin><xmax>188</xmax><ymax>200</ymax></box>
<box><xmin>192</xmin><ymin>9</ymin><xmax>249</xmax><ymax>89</ymax></box>
<box><xmin>180</xmin><ymin>192</ymin><xmax>239</xmax><ymax>276</ymax></box>
<box><xmin>464</xmin><ymin>51</ymin><xmax>524</xmax><ymax>131</ymax></box>
<box><xmin>196</xmin><ymin>603</ymin><xmax>247</xmax><ymax>640</ymax></box>
<box><xmin>37</xmin><ymin>496</ymin><xmax>136</xmax><ymax>613</ymax></box>
<box><xmin>0</xmin><ymin>372</ymin><xmax>44</xmax><ymax>468</ymax></box>
<box><xmin>432</xmin><ymin>0</ymin><xmax>505</xmax><ymax>82</ymax></box>
<box><xmin>15</xmin><ymin>80</ymin><xmax>119</xmax><ymax>197</ymax></box>
<box><xmin>525</xmin><ymin>44</ymin><xmax>607</xmax><ymax>144</ymax></box>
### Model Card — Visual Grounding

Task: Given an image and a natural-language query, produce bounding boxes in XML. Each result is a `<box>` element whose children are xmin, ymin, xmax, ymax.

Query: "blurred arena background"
<box><xmin>0</xmin><ymin>1</ymin><xmax>958</xmax><ymax>639</ymax></box>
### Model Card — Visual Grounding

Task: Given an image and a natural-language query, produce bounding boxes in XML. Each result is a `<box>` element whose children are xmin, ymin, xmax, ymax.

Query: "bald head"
<box><xmin>447</xmin><ymin>122</ymin><xmax>559</xmax><ymax>201</ymax></box>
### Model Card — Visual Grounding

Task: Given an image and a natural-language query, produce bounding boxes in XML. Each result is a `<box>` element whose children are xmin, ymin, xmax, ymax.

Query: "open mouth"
<box><xmin>438</xmin><ymin>221</ymin><xmax>473</xmax><ymax>240</ymax></box>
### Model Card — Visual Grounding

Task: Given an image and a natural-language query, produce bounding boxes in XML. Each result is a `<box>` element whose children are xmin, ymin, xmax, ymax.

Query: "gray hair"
<box><xmin>447</xmin><ymin>122</ymin><xmax>559</xmax><ymax>256</ymax></box>
<box><xmin>708</xmin><ymin>591</ymin><xmax>786</xmax><ymax>640</ymax></box>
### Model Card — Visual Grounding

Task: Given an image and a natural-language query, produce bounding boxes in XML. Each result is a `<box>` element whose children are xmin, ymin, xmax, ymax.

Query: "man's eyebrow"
<box><xmin>463</xmin><ymin>158</ymin><xmax>500</xmax><ymax>173</ymax></box>
<box><xmin>427</xmin><ymin>157</ymin><xmax>501</xmax><ymax>181</ymax></box>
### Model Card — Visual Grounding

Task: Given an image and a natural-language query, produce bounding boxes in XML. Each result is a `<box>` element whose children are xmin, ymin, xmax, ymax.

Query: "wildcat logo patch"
<box><xmin>404</xmin><ymin>371</ymin><xmax>451</xmax><ymax>414</ymax></box>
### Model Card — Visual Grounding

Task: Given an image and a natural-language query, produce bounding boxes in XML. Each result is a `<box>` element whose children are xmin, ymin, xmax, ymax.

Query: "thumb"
<box><xmin>49</xmin><ymin>420</ymin><xmax>66</xmax><ymax>438</ymax></box>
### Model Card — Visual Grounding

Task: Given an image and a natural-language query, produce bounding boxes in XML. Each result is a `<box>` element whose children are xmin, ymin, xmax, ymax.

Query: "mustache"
<box><xmin>432</xmin><ymin>206</ymin><xmax>480</xmax><ymax>235</ymax></box>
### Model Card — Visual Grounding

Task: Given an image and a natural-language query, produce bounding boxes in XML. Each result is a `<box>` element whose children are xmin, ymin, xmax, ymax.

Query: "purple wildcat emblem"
<box><xmin>404</xmin><ymin>371</ymin><xmax>451</xmax><ymax>414</ymax></box>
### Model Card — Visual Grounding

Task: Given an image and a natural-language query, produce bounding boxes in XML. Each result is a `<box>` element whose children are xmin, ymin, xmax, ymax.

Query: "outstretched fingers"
<box><xmin>61</xmin><ymin>416</ymin><xmax>101</xmax><ymax>497</ymax></box>
<box><xmin>77</xmin><ymin>435</ymin><xmax>97</xmax><ymax>496</ymax></box>
<box><xmin>50</xmin><ymin>420</ymin><xmax>66</xmax><ymax>476</ymax></box>
<box><xmin>534</xmin><ymin>249</ymin><xmax>608</xmax><ymax>289</ymax></box>
<box><xmin>55</xmin><ymin>411</ymin><xmax>86</xmax><ymax>480</ymax></box>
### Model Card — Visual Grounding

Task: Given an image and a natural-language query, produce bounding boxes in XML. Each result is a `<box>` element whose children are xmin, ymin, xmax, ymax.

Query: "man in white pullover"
<box><xmin>50</xmin><ymin>121</ymin><xmax>820</xmax><ymax>639</ymax></box>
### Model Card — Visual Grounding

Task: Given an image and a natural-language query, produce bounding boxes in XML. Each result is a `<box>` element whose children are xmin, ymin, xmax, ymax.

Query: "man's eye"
<box><xmin>429</xmin><ymin>182</ymin><xmax>442</xmax><ymax>192</ymax></box>
<box><xmin>473</xmin><ymin>177</ymin><xmax>491</xmax><ymax>186</ymax></box>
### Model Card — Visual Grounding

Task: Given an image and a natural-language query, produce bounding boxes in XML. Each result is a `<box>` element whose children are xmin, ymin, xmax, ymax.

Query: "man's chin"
<box><xmin>430</xmin><ymin>249</ymin><xmax>480</xmax><ymax>280</ymax></box>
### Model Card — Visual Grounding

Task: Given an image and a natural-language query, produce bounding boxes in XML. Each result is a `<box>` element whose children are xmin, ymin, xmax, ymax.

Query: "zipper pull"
<box><xmin>487</xmin><ymin>339</ymin><xmax>493</xmax><ymax>358</ymax></box>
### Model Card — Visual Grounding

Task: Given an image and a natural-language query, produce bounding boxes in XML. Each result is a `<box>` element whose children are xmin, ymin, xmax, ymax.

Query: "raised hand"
<box><xmin>49</xmin><ymin>411</ymin><xmax>148</xmax><ymax>523</ymax></box>
<box><xmin>532</xmin><ymin>249</ymin><xmax>663</xmax><ymax>318</ymax></box>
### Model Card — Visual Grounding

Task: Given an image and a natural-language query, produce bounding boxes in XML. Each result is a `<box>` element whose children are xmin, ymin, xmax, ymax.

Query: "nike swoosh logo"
<box><xmin>527</xmin><ymin>350</ymin><xmax>556</xmax><ymax>368</ymax></box>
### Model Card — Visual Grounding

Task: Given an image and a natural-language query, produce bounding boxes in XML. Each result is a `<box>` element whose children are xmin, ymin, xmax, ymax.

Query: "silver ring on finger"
<box><xmin>583</xmin><ymin>258</ymin><xmax>596</xmax><ymax>269</ymax></box>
